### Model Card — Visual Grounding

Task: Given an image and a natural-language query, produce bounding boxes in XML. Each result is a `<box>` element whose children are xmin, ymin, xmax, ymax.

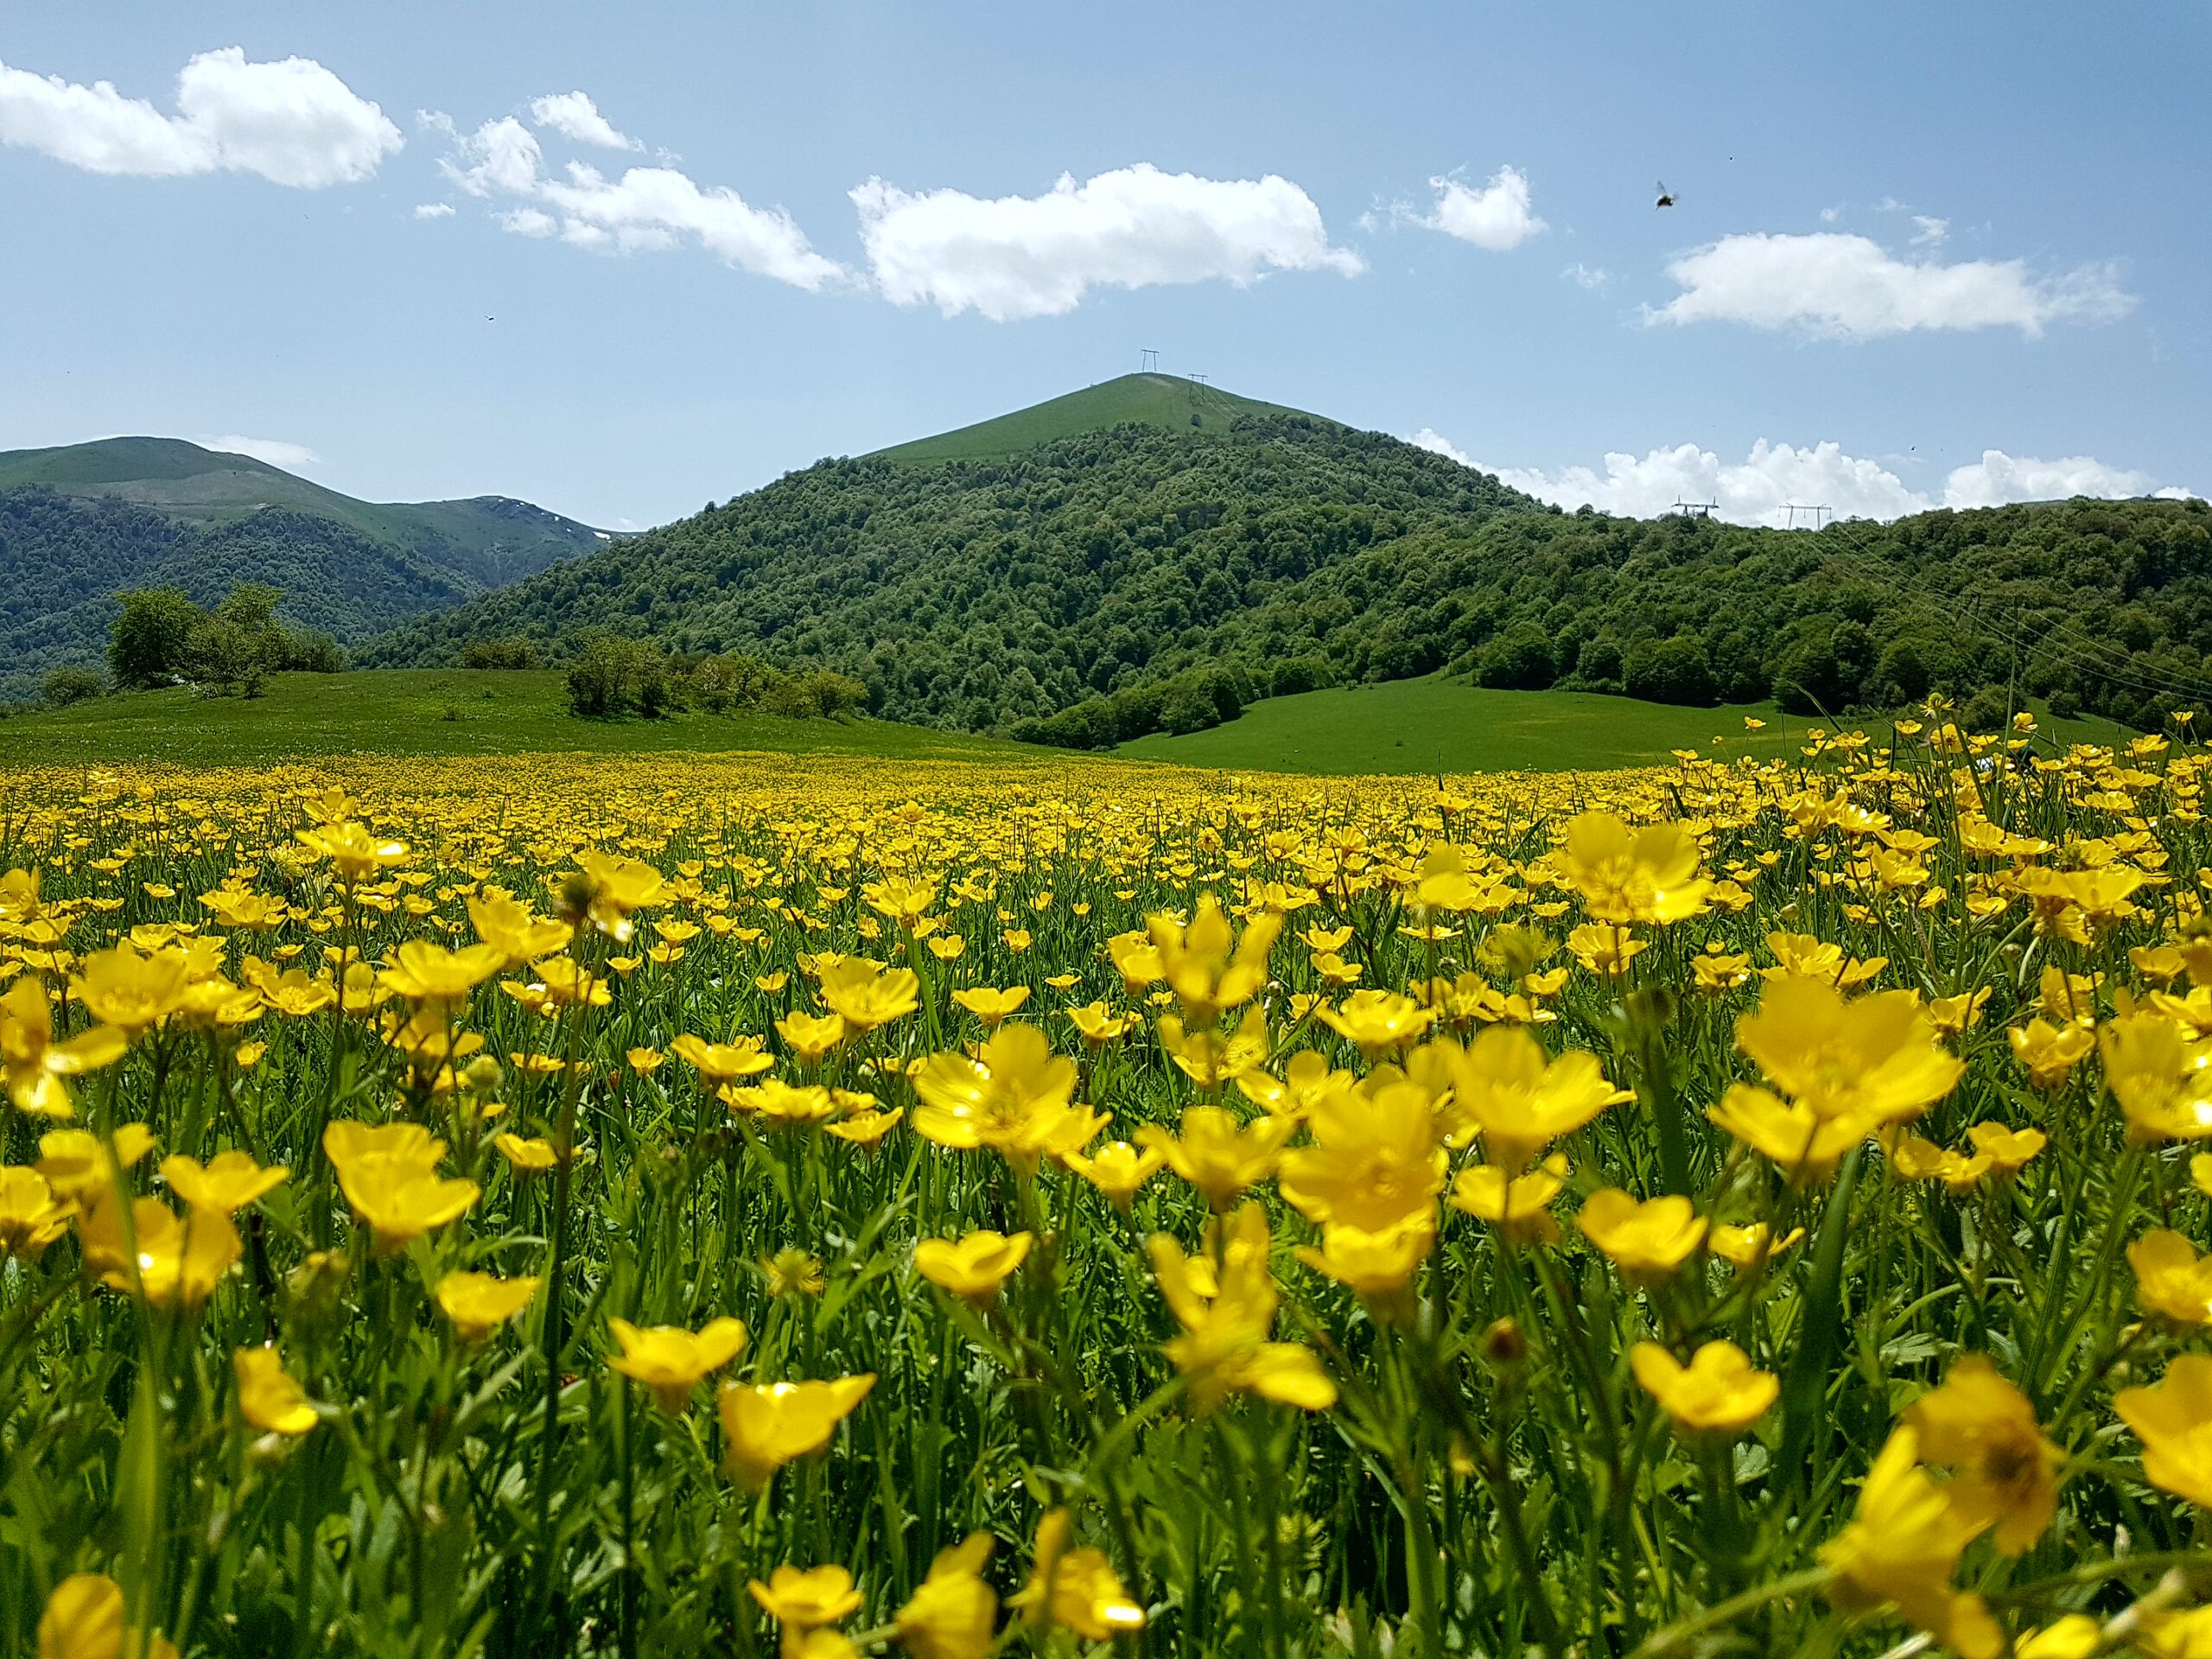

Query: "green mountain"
<box><xmin>0</xmin><ymin>439</ymin><xmax>608</xmax><ymax>696</ymax></box>
<box><xmin>0</xmin><ymin>436</ymin><xmax>608</xmax><ymax>587</ymax></box>
<box><xmin>361</xmin><ymin>378</ymin><xmax>2212</xmax><ymax>739</ymax></box>
<box><xmin>871</xmin><ymin>372</ymin><xmax>1327</xmax><ymax>462</ymax></box>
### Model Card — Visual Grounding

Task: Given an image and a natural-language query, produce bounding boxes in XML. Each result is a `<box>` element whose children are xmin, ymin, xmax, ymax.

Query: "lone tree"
<box><xmin>108</xmin><ymin>588</ymin><xmax>201</xmax><ymax>689</ymax></box>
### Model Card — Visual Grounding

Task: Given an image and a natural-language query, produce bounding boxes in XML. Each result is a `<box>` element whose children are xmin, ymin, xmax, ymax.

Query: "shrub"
<box><xmin>41</xmin><ymin>664</ymin><xmax>105</xmax><ymax>707</ymax></box>
<box><xmin>1623</xmin><ymin>635</ymin><xmax>1718</xmax><ymax>706</ymax></box>
<box><xmin>459</xmin><ymin>636</ymin><xmax>542</xmax><ymax>671</ymax></box>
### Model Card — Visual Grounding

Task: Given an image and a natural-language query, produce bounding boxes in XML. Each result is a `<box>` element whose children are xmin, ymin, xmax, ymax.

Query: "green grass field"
<box><xmin>872</xmin><ymin>373</ymin><xmax>1325</xmax><ymax>463</ymax></box>
<box><xmin>0</xmin><ymin>671</ymin><xmax>1024</xmax><ymax>768</ymax></box>
<box><xmin>1117</xmin><ymin>674</ymin><xmax>2134</xmax><ymax>774</ymax></box>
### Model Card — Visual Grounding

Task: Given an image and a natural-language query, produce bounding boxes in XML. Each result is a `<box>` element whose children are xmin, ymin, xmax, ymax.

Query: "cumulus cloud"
<box><xmin>0</xmin><ymin>47</ymin><xmax>399</xmax><ymax>186</ymax></box>
<box><xmin>199</xmin><ymin>434</ymin><xmax>319</xmax><ymax>469</ymax></box>
<box><xmin>528</xmin><ymin>91</ymin><xmax>638</xmax><ymax>151</ymax></box>
<box><xmin>1645</xmin><ymin>232</ymin><xmax>2133</xmax><ymax>339</ymax></box>
<box><xmin>430</xmin><ymin>109</ymin><xmax>843</xmax><ymax>289</ymax></box>
<box><xmin>1910</xmin><ymin>214</ymin><xmax>1948</xmax><ymax>246</ymax></box>
<box><xmin>412</xmin><ymin>200</ymin><xmax>454</xmax><ymax>219</ymax></box>
<box><xmin>851</xmin><ymin>162</ymin><xmax>1363</xmax><ymax>321</ymax></box>
<box><xmin>1562</xmin><ymin>261</ymin><xmax>1611</xmax><ymax>291</ymax></box>
<box><xmin>1403</xmin><ymin>166</ymin><xmax>1545</xmax><ymax>251</ymax></box>
<box><xmin>1408</xmin><ymin>428</ymin><xmax>1476</xmax><ymax>466</ymax></box>
<box><xmin>1412</xmin><ymin>431</ymin><xmax>2190</xmax><ymax>524</ymax></box>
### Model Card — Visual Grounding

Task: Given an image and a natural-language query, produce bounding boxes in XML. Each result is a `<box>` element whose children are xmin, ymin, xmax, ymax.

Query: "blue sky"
<box><xmin>1</xmin><ymin>2</ymin><xmax>2202</xmax><ymax>529</ymax></box>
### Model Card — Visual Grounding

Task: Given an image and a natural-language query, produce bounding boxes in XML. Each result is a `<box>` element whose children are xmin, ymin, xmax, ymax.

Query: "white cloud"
<box><xmin>1562</xmin><ymin>261</ymin><xmax>1611</xmax><ymax>291</ymax></box>
<box><xmin>529</xmin><ymin>91</ymin><xmax>639</xmax><ymax>151</ymax></box>
<box><xmin>1414</xmin><ymin>431</ymin><xmax>2190</xmax><ymax>524</ymax></box>
<box><xmin>199</xmin><ymin>434</ymin><xmax>319</xmax><ymax>469</ymax></box>
<box><xmin>851</xmin><ymin>162</ymin><xmax>1363</xmax><ymax>321</ymax></box>
<box><xmin>1910</xmin><ymin>214</ymin><xmax>1948</xmax><ymax>246</ymax></box>
<box><xmin>0</xmin><ymin>48</ymin><xmax>399</xmax><ymax>186</ymax></box>
<box><xmin>1941</xmin><ymin>450</ymin><xmax>2161</xmax><ymax>508</ymax></box>
<box><xmin>1406</xmin><ymin>166</ymin><xmax>1545</xmax><ymax>251</ymax></box>
<box><xmin>1646</xmin><ymin>232</ymin><xmax>2133</xmax><ymax>340</ymax></box>
<box><xmin>412</xmin><ymin>200</ymin><xmax>454</xmax><ymax>219</ymax></box>
<box><xmin>433</xmin><ymin>111</ymin><xmax>843</xmax><ymax>289</ymax></box>
<box><xmin>1408</xmin><ymin>428</ymin><xmax>1475</xmax><ymax>465</ymax></box>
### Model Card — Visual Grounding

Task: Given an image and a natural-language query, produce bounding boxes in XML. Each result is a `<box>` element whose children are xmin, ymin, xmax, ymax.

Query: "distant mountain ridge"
<box><xmin>870</xmin><ymin>372</ymin><xmax>1330</xmax><ymax>463</ymax></box>
<box><xmin>0</xmin><ymin>438</ymin><xmax>608</xmax><ymax>694</ymax></box>
<box><xmin>0</xmin><ymin>436</ymin><xmax>609</xmax><ymax>586</ymax></box>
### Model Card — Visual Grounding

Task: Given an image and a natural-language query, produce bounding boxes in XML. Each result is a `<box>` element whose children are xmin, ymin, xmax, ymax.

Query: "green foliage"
<box><xmin>107</xmin><ymin>586</ymin><xmax>202</xmax><ymax>689</ymax></box>
<box><xmin>369</xmin><ymin>397</ymin><xmax>2209</xmax><ymax>741</ymax></box>
<box><xmin>459</xmin><ymin>634</ymin><xmax>543</xmax><ymax>671</ymax></box>
<box><xmin>39</xmin><ymin>664</ymin><xmax>105</xmax><ymax>707</ymax></box>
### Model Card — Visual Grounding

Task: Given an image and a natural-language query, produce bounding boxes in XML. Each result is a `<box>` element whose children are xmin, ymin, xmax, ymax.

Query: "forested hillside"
<box><xmin>0</xmin><ymin>488</ymin><xmax>478</xmax><ymax>694</ymax></box>
<box><xmin>366</xmin><ymin>408</ymin><xmax>2212</xmax><ymax>738</ymax></box>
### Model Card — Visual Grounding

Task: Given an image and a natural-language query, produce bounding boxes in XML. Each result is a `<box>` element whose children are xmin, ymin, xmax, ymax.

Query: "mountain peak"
<box><xmin>871</xmin><ymin>372</ymin><xmax>1332</xmax><ymax>464</ymax></box>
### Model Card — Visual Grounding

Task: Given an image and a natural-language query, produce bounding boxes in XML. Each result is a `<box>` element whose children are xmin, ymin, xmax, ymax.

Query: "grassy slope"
<box><xmin>0</xmin><ymin>671</ymin><xmax>1027</xmax><ymax>768</ymax></box>
<box><xmin>0</xmin><ymin>437</ymin><xmax>608</xmax><ymax>564</ymax></box>
<box><xmin>1118</xmin><ymin>675</ymin><xmax>2135</xmax><ymax>775</ymax></box>
<box><xmin>873</xmin><ymin>374</ymin><xmax>1329</xmax><ymax>462</ymax></box>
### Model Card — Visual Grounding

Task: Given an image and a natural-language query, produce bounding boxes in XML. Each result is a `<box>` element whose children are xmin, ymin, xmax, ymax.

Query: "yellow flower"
<box><xmin>1555</xmin><ymin>811</ymin><xmax>1710</xmax><ymax>925</ymax></box>
<box><xmin>1691</xmin><ymin>952</ymin><xmax>1752</xmax><ymax>994</ymax></box>
<box><xmin>1962</xmin><ymin>1121</ymin><xmax>2045</xmax><ymax>1176</ymax></box>
<box><xmin>1630</xmin><ymin>1340</ymin><xmax>1777</xmax><ymax>1437</ymax></box>
<box><xmin>894</xmin><ymin>1533</ymin><xmax>998</xmax><ymax>1659</ymax></box>
<box><xmin>1708</xmin><ymin>1084</ymin><xmax>1870</xmax><ymax>1185</ymax></box>
<box><xmin>1065</xmin><ymin>1001</ymin><xmax>1138</xmax><ymax>1046</ymax></box>
<box><xmin>1063</xmin><ymin>1140</ymin><xmax>1164</xmax><ymax>1208</ymax></box>
<box><xmin>570</xmin><ymin>849</ymin><xmax>666</xmax><ymax>941</ymax></box>
<box><xmin>606</xmin><ymin>1315</ymin><xmax>750</xmax><ymax>1412</ymax></box>
<box><xmin>296</xmin><ymin>819</ymin><xmax>408</xmax><ymax>883</ymax></box>
<box><xmin>0</xmin><ymin>1166</ymin><xmax>75</xmax><ymax>1257</ymax></box>
<box><xmin>36</xmin><ymin>1124</ymin><xmax>156</xmax><ymax>1202</ymax></box>
<box><xmin>435</xmin><ymin>1271</ymin><xmax>541</xmax><ymax>1343</ymax></box>
<box><xmin>321</xmin><ymin>1120</ymin><xmax>480</xmax><ymax>1254</ymax></box>
<box><xmin>1567</xmin><ymin>922</ymin><xmax>1646</xmax><ymax>977</ymax></box>
<box><xmin>78</xmin><ymin>1194</ymin><xmax>241</xmax><ymax>1307</ymax></box>
<box><xmin>1818</xmin><ymin>1426</ymin><xmax>2001</xmax><ymax>1659</ymax></box>
<box><xmin>1294</xmin><ymin>1213</ymin><xmax>1434</xmax><ymax>1300</ymax></box>
<box><xmin>1278</xmin><ymin>1078</ymin><xmax>1443</xmax><ymax>1232</ymax></box>
<box><xmin>1436</xmin><ymin>1027</ymin><xmax>1630</xmax><ymax>1171</ymax></box>
<box><xmin>70</xmin><ymin>942</ymin><xmax>190</xmax><ymax>1038</ymax></box>
<box><xmin>671</xmin><ymin>1032</ymin><xmax>775</xmax><ymax>1087</ymax></box>
<box><xmin>2100</xmin><ymin>1011</ymin><xmax>2212</xmax><ymax>1141</ymax></box>
<box><xmin>950</xmin><ymin>985</ymin><xmax>1029</xmax><ymax>1027</ymax></box>
<box><xmin>36</xmin><ymin>1572</ymin><xmax>180</xmax><ymax>1659</ymax></box>
<box><xmin>1318</xmin><ymin>988</ymin><xmax>1434</xmax><ymax>1056</ymax></box>
<box><xmin>777</xmin><ymin>1010</ymin><xmax>848</xmax><ymax>1065</ymax></box>
<box><xmin>823</xmin><ymin>1107</ymin><xmax>904</xmax><ymax>1147</ymax></box>
<box><xmin>1136</xmin><ymin>1106</ymin><xmax>1297</xmax><ymax>1210</ymax></box>
<box><xmin>748</xmin><ymin>1564</ymin><xmax>864</xmax><ymax>1634</ymax></box>
<box><xmin>1013</xmin><ymin>1509</ymin><xmax>1145</xmax><ymax>1640</ymax></box>
<box><xmin>817</xmin><ymin>957</ymin><xmax>920</xmax><ymax>1032</ymax></box>
<box><xmin>1148</xmin><ymin>1203</ymin><xmax>1336</xmax><ymax>1412</ymax></box>
<box><xmin>1735</xmin><ymin>974</ymin><xmax>1962</xmax><ymax>1128</ymax></box>
<box><xmin>1577</xmin><ymin>1189</ymin><xmax>1707</xmax><ymax>1284</ymax></box>
<box><xmin>912</xmin><ymin>1025</ymin><xmax>1082</xmax><ymax>1174</ymax></box>
<box><xmin>377</xmin><ymin>939</ymin><xmax>505</xmax><ymax>1009</ymax></box>
<box><xmin>2115</xmin><ymin>1353</ymin><xmax>2212</xmax><ymax>1508</ymax></box>
<box><xmin>2132</xmin><ymin>1230</ymin><xmax>2212</xmax><ymax>1330</ymax></box>
<box><xmin>233</xmin><ymin>1344</ymin><xmax>319</xmax><ymax>1436</ymax></box>
<box><xmin>1147</xmin><ymin>894</ymin><xmax>1281</xmax><ymax>1025</ymax></box>
<box><xmin>1904</xmin><ymin>1356</ymin><xmax>2061</xmax><ymax>1554</ymax></box>
<box><xmin>0</xmin><ymin>978</ymin><xmax>127</xmax><ymax>1117</ymax></box>
<box><xmin>2014</xmin><ymin>1615</ymin><xmax>2104</xmax><ymax>1659</ymax></box>
<box><xmin>1157</xmin><ymin>1005</ymin><xmax>1270</xmax><ymax>1086</ymax></box>
<box><xmin>1448</xmin><ymin>1154</ymin><xmax>1569</xmax><ymax>1245</ymax></box>
<box><xmin>2009</xmin><ymin>1019</ymin><xmax>2094</xmax><ymax>1089</ymax></box>
<box><xmin>159</xmin><ymin>1150</ymin><xmax>286</xmax><ymax>1215</ymax></box>
<box><xmin>717</xmin><ymin>1375</ymin><xmax>876</xmax><ymax>1490</ymax></box>
<box><xmin>1707</xmin><ymin>1222</ymin><xmax>1803</xmax><ymax>1269</ymax></box>
<box><xmin>626</xmin><ymin>1046</ymin><xmax>664</xmax><ymax>1073</ymax></box>
<box><xmin>493</xmin><ymin>1133</ymin><xmax>560</xmax><ymax>1174</ymax></box>
<box><xmin>913</xmin><ymin>1230</ymin><xmax>1032</xmax><ymax>1305</ymax></box>
<box><xmin>467</xmin><ymin>890</ymin><xmax>574</xmax><ymax>967</ymax></box>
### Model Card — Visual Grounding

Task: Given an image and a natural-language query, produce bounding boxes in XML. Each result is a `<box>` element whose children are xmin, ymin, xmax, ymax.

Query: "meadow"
<box><xmin>3</xmin><ymin>710</ymin><xmax>2210</xmax><ymax>1658</ymax></box>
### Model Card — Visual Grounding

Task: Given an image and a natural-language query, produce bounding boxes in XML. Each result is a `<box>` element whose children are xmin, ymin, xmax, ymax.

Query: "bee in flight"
<box><xmin>1655</xmin><ymin>181</ymin><xmax>1676</xmax><ymax>209</ymax></box>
